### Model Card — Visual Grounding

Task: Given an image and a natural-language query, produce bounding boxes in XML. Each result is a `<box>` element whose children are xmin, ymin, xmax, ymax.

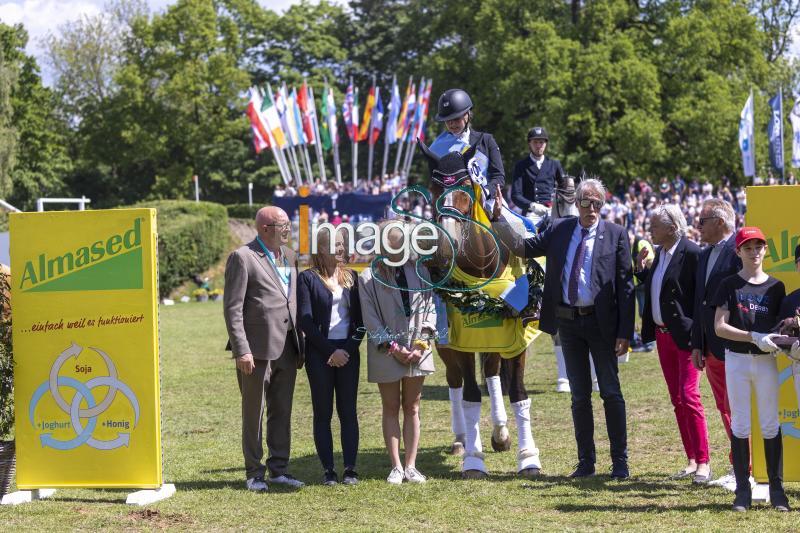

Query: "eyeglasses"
<box><xmin>697</xmin><ymin>216</ymin><xmax>719</xmax><ymax>227</ymax></box>
<box><xmin>578</xmin><ymin>199</ymin><xmax>603</xmax><ymax>210</ymax></box>
<box><xmin>265</xmin><ymin>223</ymin><xmax>290</xmax><ymax>231</ymax></box>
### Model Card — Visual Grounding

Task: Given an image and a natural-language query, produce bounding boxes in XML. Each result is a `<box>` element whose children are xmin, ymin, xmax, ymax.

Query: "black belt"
<box><xmin>558</xmin><ymin>304</ymin><xmax>595</xmax><ymax>318</ymax></box>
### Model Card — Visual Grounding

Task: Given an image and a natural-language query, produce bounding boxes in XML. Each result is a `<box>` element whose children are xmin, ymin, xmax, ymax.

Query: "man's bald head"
<box><xmin>256</xmin><ymin>206</ymin><xmax>287</xmax><ymax>227</ymax></box>
<box><xmin>256</xmin><ymin>206</ymin><xmax>290</xmax><ymax>251</ymax></box>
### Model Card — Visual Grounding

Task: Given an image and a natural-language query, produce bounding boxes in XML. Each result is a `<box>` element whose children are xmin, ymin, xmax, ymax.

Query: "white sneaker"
<box><xmin>556</xmin><ymin>379</ymin><xmax>571</xmax><ymax>393</ymax></box>
<box><xmin>387</xmin><ymin>467</ymin><xmax>405</xmax><ymax>485</ymax></box>
<box><xmin>404</xmin><ymin>466</ymin><xmax>427</xmax><ymax>483</ymax></box>
<box><xmin>267</xmin><ymin>474</ymin><xmax>305</xmax><ymax>488</ymax></box>
<box><xmin>707</xmin><ymin>469</ymin><xmax>735</xmax><ymax>489</ymax></box>
<box><xmin>246</xmin><ymin>477</ymin><xmax>268</xmax><ymax>492</ymax></box>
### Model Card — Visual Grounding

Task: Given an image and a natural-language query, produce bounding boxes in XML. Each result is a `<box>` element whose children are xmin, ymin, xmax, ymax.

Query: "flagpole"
<box><xmin>309</xmin><ymin>85</ymin><xmax>327</xmax><ymax>182</ymax></box>
<box><xmin>381</xmin><ymin>133</ymin><xmax>390</xmax><ymax>180</ymax></box>
<box><xmin>302</xmin><ymin>143</ymin><xmax>315</xmax><ymax>183</ymax></box>
<box><xmin>351</xmin><ymin>76</ymin><xmax>358</xmax><ymax>189</ymax></box>
<box><xmin>366</xmin><ymin>75</ymin><xmax>376</xmax><ymax>183</ymax></box>
<box><xmin>272</xmin><ymin>143</ymin><xmax>291</xmax><ymax>186</ymax></box>
<box><xmin>288</xmin><ymin>145</ymin><xmax>304</xmax><ymax>187</ymax></box>
<box><xmin>780</xmin><ymin>86</ymin><xmax>786</xmax><ymax>183</ymax></box>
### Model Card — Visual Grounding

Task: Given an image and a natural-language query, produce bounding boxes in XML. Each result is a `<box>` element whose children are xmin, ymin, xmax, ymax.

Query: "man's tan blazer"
<box><xmin>223</xmin><ymin>239</ymin><xmax>303</xmax><ymax>365</ymax></box>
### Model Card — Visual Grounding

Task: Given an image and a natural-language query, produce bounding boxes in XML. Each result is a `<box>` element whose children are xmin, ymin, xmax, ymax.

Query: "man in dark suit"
<box><xmin>223</xmin><ymin>206</ymin><xmax>305</xmax><ymax>492</ymax></box>
<box><xmin>690</xmin><ymin>198</ymin><xmax>740</xmax><ymax>487</ymax></box>
<box><xmin>635</xmin><ymin>204</ymin><xmax>711</xmax><ymax>483</ymax></box>
<box><xmin>493</xmin><ymin>178</ymin><xmax>635</xmax><ymax>479</ymax></box>
<box><xmin>433</xmin><ymin>88</ymin><xmax>504</xmax><ymax>197</ymax></box>
<box><xmin>510</xmin><ymin>126</ymin><xmax>565</xmax><ymax>218</ymax></box>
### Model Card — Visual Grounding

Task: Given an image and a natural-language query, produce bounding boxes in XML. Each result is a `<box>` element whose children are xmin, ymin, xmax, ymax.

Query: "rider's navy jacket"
<box><xmin>511</xmin><ymin>156</ymin><xmax>565</xmax><ymax>211</ymax></box>
<box><xmin>469</xmin><ymin>130</ymin><xmax>505</xmax><ymax>198</ymax></box>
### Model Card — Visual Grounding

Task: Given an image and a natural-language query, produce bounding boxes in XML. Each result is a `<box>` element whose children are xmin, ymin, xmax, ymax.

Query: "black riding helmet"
<box><xmin>435</xmin><ymin>89</ymin><xmax>473</xmax><ymax>122</ymax></box>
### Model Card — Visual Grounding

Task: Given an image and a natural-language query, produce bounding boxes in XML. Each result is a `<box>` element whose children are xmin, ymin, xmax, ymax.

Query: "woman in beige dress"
<box><xmin>358</xmin><ymin>224</ymin><xmax>437</xmax><ymax>484</ymax></box>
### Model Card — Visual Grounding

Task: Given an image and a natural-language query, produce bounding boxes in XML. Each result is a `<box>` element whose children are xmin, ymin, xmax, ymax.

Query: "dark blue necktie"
<box><xmin>568</xmin><ymin>228</ymin><xmax>590</xmax><ymax>305</ymax></box>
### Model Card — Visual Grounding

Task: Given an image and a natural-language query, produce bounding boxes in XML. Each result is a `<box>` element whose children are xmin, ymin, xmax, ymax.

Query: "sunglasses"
<box><xmin>578</xmin><ymin>199</ymin><xmax>603</xmax><ymax>210</ymax></box>
<box><xmin>697</xmin><ymin>216</ymin><xmax>719</xmax><ymax>227</ymax></box>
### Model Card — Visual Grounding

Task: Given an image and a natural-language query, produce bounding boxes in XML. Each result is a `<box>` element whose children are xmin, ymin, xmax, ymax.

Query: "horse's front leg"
<box><xmin>460</xmin><ymin>351</ymin><xmax>488</xmax><ymax>478</ymax></box>
<box><xmin>437</xmin><ymin>345</ymin><xmax>466</xmax><ymax>456</ymax></box>
<box><xmin>501</xmin><ymin>351</ymin><xmax>542</xmax><ymax>477</ymax></box>
<box><xmin>481</xmin><ymin>353</ymin><xmax>511</xmax><ymax>452</ymax></box>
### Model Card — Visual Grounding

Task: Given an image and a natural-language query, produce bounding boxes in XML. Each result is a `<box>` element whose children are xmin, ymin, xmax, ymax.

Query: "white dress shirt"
<box><xmin>705</xmin><ymin>235</ymin><xmax>730</xmax><ymax>283</ymax></box>
<box><xmin>561</xmin><ymin>220</ymin><xmax>599</xmax><ymax>307</ymax></box>
<box><xmin>650</xmin><ymin>240</ymin><xmax>679</xmax><ymax>326</ymax></box>
<box><xmin>530</xmin><ymin>154</ymin><xmax>544</xmax><ymax>170</ymax></box>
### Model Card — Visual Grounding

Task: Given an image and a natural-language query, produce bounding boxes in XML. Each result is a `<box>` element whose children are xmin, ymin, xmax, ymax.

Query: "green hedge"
<box><xmin>132</xmin><ymin>200</ymin><xmax>229</xmax><ymax>298</ymax></box>
<box><xmin>226</xmin><ymin>203</ymin><xmax>259</xmax><ymax>219</ymax></box>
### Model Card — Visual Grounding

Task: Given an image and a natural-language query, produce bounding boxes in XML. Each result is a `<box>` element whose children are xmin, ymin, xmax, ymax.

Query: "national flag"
<box><xmin>246</xmin><ymin>88</ymin><xmax>270</xmax><ymax>153</ymax></box>
<box><xmin>297</xmin><ymin>80</ymin><xmax>316</xmax><ymax>144</ymax></box>
<box><xmin>276</xmin><ymin>84</ymin><xmax>299</xmax><ymax>147</ymax></box>
<box><xmin>290</xmin><ymin>87</ymin><xmax>306</xmax><ymax>145</ymax></box>
<box><xmin>406</xmin><ymin>79</ymin><xmax>424</xmax><ymax>142</ymax></box>
<box><xmin>359</xmin><ymin>84</ymin><xmax>376</xmax><ymax>141</ymax></box>
<box><xmin>343</xmin><ymin>81</ymin><xmax>358</xmax><ymax>142</ymax></box>
<box><xmin>370</xmin><ymin>87</ymin><xmax>384</xmax><ymax>146</ymax></box>
<box><xmin>790</xmin><ymin>95</ymin><xmax>800</xmax><ymax>168</ymax></box>
<box><xmin>414</xmin><ymin>80</ymin><xmax>433</xmax><ymax>142</ymax></box>
<box><xmin>261</xmin><ymin>84</ymin><xmax>287</xmax><ymax>149</ymax></box>
<box><xmin>738</xmin><ymin>90</ymin><xmax>755</xmax><ymax>178</ymax></box>
<box><xmin>320</xmin><ymin>83</ymin><xmax>333</xmax><ymax>150</ymax></box>
<box><xmin>385</xmin><ymin>76</ymin><xmax>401</xmax><ymax>144</ymax></box>
<box><xmin>399</xmin><ymin>82</ymin><xmax>417</xmax><ymax>140</ymax></box>
<box><xmin>395</xmin><ymin>79</ymin><xmax>412</xmax><ymax>141</ymax></box>
<box><xmin>768</xmin><ymin>89</ymin><xmax>784</xmax><ymax>172</ymax></box>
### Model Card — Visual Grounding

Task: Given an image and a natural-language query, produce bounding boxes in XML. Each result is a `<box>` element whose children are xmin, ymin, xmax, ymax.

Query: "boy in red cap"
<box><xmin>711</xmin><ymin>226</ymin><xmax>789</xmax><ymax>512</ymax></box>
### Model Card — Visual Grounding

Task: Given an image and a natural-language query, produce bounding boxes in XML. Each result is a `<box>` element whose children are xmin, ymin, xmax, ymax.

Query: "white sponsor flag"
<box><xmin>791</xmin><ymin>95</ymin><xmax>800</xmax><ymax>168</ymax></box>
<box><xmin>739</xmin><ymin>91</ymin><xmax>755</xmax><ymax>177</ymax></box>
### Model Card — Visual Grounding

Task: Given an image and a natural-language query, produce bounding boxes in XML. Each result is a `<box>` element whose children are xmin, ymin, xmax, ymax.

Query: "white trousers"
<box><xmin>725</xmin><ymin>350</ymin><xmax>780</xmax><ymax>439</ymax></box>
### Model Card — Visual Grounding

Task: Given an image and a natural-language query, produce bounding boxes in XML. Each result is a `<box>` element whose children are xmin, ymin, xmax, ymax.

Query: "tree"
<box><xmin>0</xmin><ymin>24</ymin><xmax>20</xmax><ymax>199</ymax></box>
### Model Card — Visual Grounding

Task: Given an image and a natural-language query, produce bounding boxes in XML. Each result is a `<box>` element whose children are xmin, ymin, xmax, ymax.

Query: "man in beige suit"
<box><xmin>224</xmin><ymin>206</ymin><xmax>304</xmax><ymax>492</ymax></box>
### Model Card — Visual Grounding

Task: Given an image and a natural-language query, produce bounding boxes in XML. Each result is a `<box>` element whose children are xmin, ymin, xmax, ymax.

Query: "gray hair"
<box><xmin>653</xmin><ymin>203</ymin><xmax>688</xmax><ymax>238</ymax></box>
<box><xmin>702</xmin><ymin>198</ymin><xmax>735</xmax><ymax>232</ymax></box>
<box><xmin>576</xmin><ymin>178</ymin><xmax>607</xmax><ymax>201</ymax></box>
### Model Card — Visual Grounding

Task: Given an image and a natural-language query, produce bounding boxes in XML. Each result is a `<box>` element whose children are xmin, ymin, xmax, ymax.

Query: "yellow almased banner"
<box><xmin>10</xmin><ymin>209</ymin><xmax>162</xmax><ymax>489</ymax></box>
<box><xmin>746</xmin><ymin>185</ymin><xmax>800</xmax><ymax>483</ymax></box>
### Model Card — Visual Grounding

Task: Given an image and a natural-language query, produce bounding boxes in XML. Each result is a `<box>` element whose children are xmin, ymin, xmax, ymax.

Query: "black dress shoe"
<box><xmin>610</xmin><ymin>461</ymin><xmax>630</xmax><ymax>480</ymax></box>
<box><xmin>569</xmin><ymin>462</ymin><xmax>596</xmax><ymax>478</ymax></box>
<box><xmin>323</xmin><ymin>470</ymin><xmax>338</xmax><ymax>486</ymax></box>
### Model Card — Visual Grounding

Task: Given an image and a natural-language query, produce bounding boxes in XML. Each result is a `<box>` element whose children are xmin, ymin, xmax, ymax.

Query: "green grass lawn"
<box><xmin>3</xmin><ymin>302</ymin><xmax>799</xmax><ymax>530</ymax></box>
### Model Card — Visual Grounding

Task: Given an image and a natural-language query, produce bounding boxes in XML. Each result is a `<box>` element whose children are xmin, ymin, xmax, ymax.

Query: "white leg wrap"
<box><xmin>554</xmin><ymin>346</ymin><xmax>568</xmax><ymax>382</ymax></box>
<box><xmin>512</xmin><ymin>399</ymin><xmax>541</xmax><ymax>470</ymax></box>
<box><xmin>448</xmin><ymin>387</ymin><xmax>466</xmax><ymax>438</ymax></box>
<box><xmin>462</xmin><ymin>401</ymin><xmax>487</xmax><ymax>473</ymax></box>
<box><xmin>486</xmin><ymin>375</ymin><xmax>507</xmax><ymax>426</ymax></box>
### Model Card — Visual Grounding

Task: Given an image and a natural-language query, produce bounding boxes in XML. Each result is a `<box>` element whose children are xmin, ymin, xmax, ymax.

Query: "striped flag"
<box><xmin>297</xmin><ymin>80</ymin><xmax>316</xmax><ymax>144</ymax></box>
<box><xmin>320</xmin><ymin>83</ymin><xmax>333</xmax><ymax>150</ymax></box>
<box><xmin>370</xmin><ymin>87</ymin><xmax>384</xmax><ymax>146</ymax></box>
<box><xmin>246</xmin><ymin>88</ymin><xmax>270</xmax><ymax>153</ymax></box>
<box><xmin>395</xmin><ymin>79</ymin><xmax>412</xmax><ymax>141</ymax></box>
<box><xmin>405</xmin><ymin>80</ymin><xmax>422</xmax><ymax>142</ymax></box>
<box><xmin>277</xmin><ymin>84</ymin><xmax>299</xmax><ymax>146</ymax></box>
<box><xmin>385</xmin><ymin>76</ymin><xmax>401</xmax><ymax>144</ymax></box>
<box><xmin>359</xmin><ymin>84</ymin><xmax>376</xmax><ymax>141</ymax></box>
<box><xmin>399</xmin><ymin>81</ymin><xmax>417</xmax><ymax>140</ymax></box>
<box><xmin>342</xmin><ymin>81</ymin><xmax>358</xmax><ymax>142</ymax></box>
<box><xmin>261</xmin><ymin>84</ymin><xmax>287</xmax><ymax>149</ymax></box>
<box><xmin>290</xmin><ymin>87</ymin><xmax>306</xmax><ymax>145</ymax></box>
<box><xmin>414</xmin><ymin>80</ymin><xmax>433</xmax><ymax>142</ymax></box>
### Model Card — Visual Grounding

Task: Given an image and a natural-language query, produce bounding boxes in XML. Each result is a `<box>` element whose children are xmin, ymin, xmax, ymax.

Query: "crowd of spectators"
<box><xmin>280</xmin><ymin>171</ymin><xmax>798</xmax><ymax>252</ymax></box>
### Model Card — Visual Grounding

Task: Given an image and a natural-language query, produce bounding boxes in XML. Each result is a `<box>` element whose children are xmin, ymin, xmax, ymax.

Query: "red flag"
<box><xmin>297</xmin><ymin>80</ymin><xmax>316</xmax><ymax>144</ymax></box>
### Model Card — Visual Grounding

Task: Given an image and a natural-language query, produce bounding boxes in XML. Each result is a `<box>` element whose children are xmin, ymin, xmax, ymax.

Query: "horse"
<box><xmin>417</xmin><ymin>141</ymin><xmax>544</xmax><ymax>479</ymax></box>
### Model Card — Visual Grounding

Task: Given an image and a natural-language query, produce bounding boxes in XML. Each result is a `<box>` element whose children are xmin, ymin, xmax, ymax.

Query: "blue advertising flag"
<box><xmin>768</xmin><ymin>90</ymin><xmax>784</xmax><ymax>172</ymax></box>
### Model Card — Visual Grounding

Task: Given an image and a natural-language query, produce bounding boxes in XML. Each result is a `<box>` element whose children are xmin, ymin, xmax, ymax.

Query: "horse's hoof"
<box><xmin>462</xmin><ymin>469</ymin><xmax>488</xmax><ymax>480</ymax></box>
<box><xmin>491</xmin><ymin>425</ymin><xmax>511</xmax><ymax>452</ymax></box>
<box><xmin>449</xmin><ymin>441</ymin><xmax>465</xmax><ymax>456</ymax></box>
<box><xmin>518</xmin><ymin>467</ymin><xmax>542</xmax><ymax>479</ymax></box>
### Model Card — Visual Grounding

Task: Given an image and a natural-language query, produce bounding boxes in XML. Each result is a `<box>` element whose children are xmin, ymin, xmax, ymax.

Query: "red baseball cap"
<box><xmin>735</xmin><ymin>226</ymin><xmax>767</xmax><ymax>249</ymax></box>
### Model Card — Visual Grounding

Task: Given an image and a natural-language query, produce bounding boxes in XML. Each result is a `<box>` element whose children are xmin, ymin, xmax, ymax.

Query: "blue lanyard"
<box><xmin>256</xmin><ymin>237</ymin><xmax>290</xmax><ymax>286</ymax></box>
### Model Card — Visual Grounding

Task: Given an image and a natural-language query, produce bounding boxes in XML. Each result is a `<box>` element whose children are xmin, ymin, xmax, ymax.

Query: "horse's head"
<box><xmin>417</xmin><ymin>141</ymin><xmax>505</xmax><ymax>279</ymax></box>
<box><xmin>553</xmin><ymin>174</ymin><xmax>579</xmax><ymax>219</ymax></box>
<box><xmin>418</xmin><ymin>141</ymin><xmax>478</xmax><ymax>219</ymax></box>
